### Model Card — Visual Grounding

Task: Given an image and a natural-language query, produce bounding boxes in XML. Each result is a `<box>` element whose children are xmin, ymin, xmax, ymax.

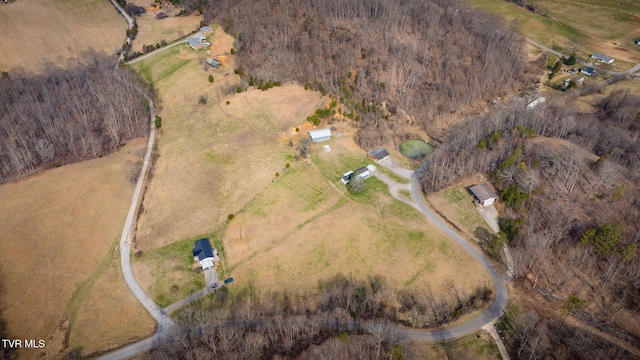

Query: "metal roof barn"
<box><xmin>308</xmin><ymin>128</ymin><xmax>332</xmax><ymax>143</ymax></box>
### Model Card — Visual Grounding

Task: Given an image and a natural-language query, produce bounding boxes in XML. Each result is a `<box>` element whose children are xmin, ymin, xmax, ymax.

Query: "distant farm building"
<box><xmin>369</xmin><ymin>148</ymin><xmax>390</xmax><ymax>162</ymax></box>
<box><xmin>308</xmin><ymin>128</ymin><xmax>332</xmax><ymax>143</ymax></box>
<box><xmin>200</xmin><ymin>26</ymin><xmax>214</xmax><ymax>35</ymax></box>
<box><xmin>469</xmin><ymin>184</ymin><xmax>499</xmax><ymax>207</ymax></box>
<box><xmin>206</xmin><ymin>58</ymin><xmax>221</xmax><ymax>67</ymax></box>
<box><xmin>563</xmin><ymin>76</ymin><xmax>584</xmax><ymax>88</ymax></box>
<box><xmin>526</xmin><ymin>97</ymin><xmax>545</xmax><ymax>109</ymax></box>
<box><xmin>581</xmin><ymin>67</ymin><xmax>597</xmax><ymax>76</ymax></box>
<box><xmin>591</xmin><ymin>53</ymin><xmax>614</xmax><ymax>64</ymax></box>
<box><xmin>192</xmin><ymin>238</ymin><xmax>219</xmax><ymax>270</ymax></box>
<box><xmin>187</xmin><ymin>32</ymin><xmax>210</xmax><ymax>50</ymax></box>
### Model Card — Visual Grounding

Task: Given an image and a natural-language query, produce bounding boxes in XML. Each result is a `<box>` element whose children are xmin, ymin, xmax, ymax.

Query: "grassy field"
<box><xmin>0</xmin><ymin>139</ymin><xmax>153</xmax><ymax>358</ymax></box>
<box><xmin>223</xmin><ymin>130</ymin><xmax>491</xmax><ymax>295</ymax></box>
<box><xmin>132</xmin><ymin>34</ymin><xmax>326</xmax><ymax>251</ymax></box>
<box><xmin>131</xmin><ymin>12</ymin><xmax>202</xmax><ymax>53</ymax></box>
<box><xmin>426</xmin><ymin>179</ymin><xmax>495</xmax><ymax>245</ymax></box>
<box><xmin>130</xmin><ymin>27</ymin><xmax>490</xmax><ymax>309</ymax></box>
<box><xmin>470</xmin><ymin>0</ymin><xmax>640</xmax><ymax>63</ymax></box>
<box><xmin>0</xmin><ymin>0</ymin><xmax>126</xmax><ymax>72</ymax></box>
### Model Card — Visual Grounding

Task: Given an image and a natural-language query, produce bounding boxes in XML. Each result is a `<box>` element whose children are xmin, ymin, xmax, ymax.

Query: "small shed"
<box><xmin>469</xmin><ymin>184</ymin><xmax>499</xmax><ymax>207</ymax></box>
<box><xmin>591</xmin><ymin>53</ymin><xmax>614</xmax><ymax>64</ymax></box>
<box><xmin>369</xmin><ymin>148</ymin><xmax>390</xmax><ymax>162</ymax></box>
<box><xmin>192</xmin><ymin>238</ymin><xmax>216</xmax><ymax>270</ymax></box>
<box><xmin>581</xmin><ymin>67</ymin><xmax>597</xmax><ymax>76</ymax></box>
<box><xmin>308</xmin><ymin>128</ymin><xmax>332</xmax><ymax>143</ymax></box>
<box><xmin>206</xmin><ymin>58</ymin><xmax>221</xmax><ymax>67</ymax></box>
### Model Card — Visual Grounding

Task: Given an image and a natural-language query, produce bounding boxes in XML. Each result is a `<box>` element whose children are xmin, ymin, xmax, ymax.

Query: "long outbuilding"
<box><xmin>308</xmin><ymin>128</ymin><xmax>332</xmax><ymax>143</ymax></box>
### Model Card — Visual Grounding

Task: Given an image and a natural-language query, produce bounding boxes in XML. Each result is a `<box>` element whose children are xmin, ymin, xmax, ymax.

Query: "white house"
<box><xmin>591</xmin><ymin>53</ymin><xmax>614</xmax><ymax>64</ymax></box>
<box><xmin>308</xmin><ymin>128</ymin><xmax>332</xmax><ymax>143</ymax></box>
<box><xmin>340</xmin><ymin>165</ymin><xmax>377</xmax><ymax>184</ymax></box>
<box><xmin>469</xmin><ymin>184</ymin><xmax>499</xmax><ymax>207</ymax></box>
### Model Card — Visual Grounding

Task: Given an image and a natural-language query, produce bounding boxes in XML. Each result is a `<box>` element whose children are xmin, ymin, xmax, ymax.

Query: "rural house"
<box><xmin>187</xmin><ymin>32</ymin><xmax>210</xmax><ymax>50</ymax></box>
<box><xmin>469</xmin><ymin>184</ymin><xmax>499</xmax><ymax>207</ymax></box>
<box><xmin>581</xmin><ymin>67</ymin><xmax>596</xmax><ymax>77</ymax></box>
<box><xmin>308</xmin><ymin>128</ymin><xmax>332</xmax><ymax>143</ymax></box>
<box><xmin>192</xmin><ymin>238</ymin><xmax>219</xmax><ymax>270</ymax></box>
<box><xmin>200</xmin><ymin>26</ymin><xmax>214</xmax><ymax>35</ymax></box>
<box><xmin>591</xmin><ymin>53</ymin><xmax>614</xmax><ymax>64</ymax></box>
<box><xmin>369</xmin><ymin>148</ymin><xmax>390</xmax><ymax>162</ymax></box>
<box><xmin>340</xmin><ymin>165</ymin><xmax>377</xmax><ymax>184</ymax></box>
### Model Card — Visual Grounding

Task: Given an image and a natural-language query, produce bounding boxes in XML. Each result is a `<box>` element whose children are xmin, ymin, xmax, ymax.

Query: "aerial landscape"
<box><xmin>1</xmin><ymin>0</ymin><xmax>640</xmax><ymax>359</ymax></box>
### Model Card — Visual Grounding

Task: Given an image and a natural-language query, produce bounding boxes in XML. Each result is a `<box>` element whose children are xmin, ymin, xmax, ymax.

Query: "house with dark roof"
<box><xmin>468</xmin><ymin>184</ymin><xmax>499</xmax><ymax>207</ymax></box>
<box><xmin>369</xmin><ymin>148</ymin><xmax>390</xmax><ymax>162</ymax></box>
<box><xmin>591</xmin><ymin>53</ymin><xmax>614</xmax><ymax>64</ymax></box>
<box><xmin>192</xmin><ymin>238</ymin><xmax>218</xmax><ymax>270</ymax></box>
<box><xmin>581</xmin><ymin>67</ymin><xmax>596</xmax><ymax>77</ymax></box>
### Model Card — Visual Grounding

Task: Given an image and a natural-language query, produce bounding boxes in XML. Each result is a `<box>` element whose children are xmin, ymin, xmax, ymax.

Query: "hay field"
<box><xmin>0</xmin><ymin>139</ymin><xmax>153</xmax><ymax>358</ymax></box>
<box><xmin>224</xmin><ymin>130</ymin><xmax>492</xmax><ymax>295</ymax></box>
<box><xmin>132</xmin><ymin>36</ymin><xmax>326</xmax><ymax>252</ymax></box>
<box><xmin>470</xmin><ymin>0</ymin><xmax>640</xmax><ymax>62</ymax></box>
<box><xmin>131</xmin><ymin>12</ymin><xmax>202</xmax><ymax>53</ymax></box>
<box><xmin>0</xmin><ymin>0</ymin><xmax>126</xmax><ymax>72</ymax></box>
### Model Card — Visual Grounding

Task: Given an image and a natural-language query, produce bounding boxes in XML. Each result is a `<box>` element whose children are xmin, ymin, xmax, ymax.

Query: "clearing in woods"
<box><xmin>0</xmin><ymin>139</ymin><xmax>154</xmax><ymax>358</ymax></box>
<box><xmin>130</xmin><ymin>28</ymin><xmax>490</xmax><ymax>308</ymax></box>
<box><xmin>0</xmin><ymin>0</ymin><xmax>126</xmax><ymax>72</ymax></box>
<box><xmin>130</xmin><ymin>11</ymin><xmax>202</xmax><ymax>53</ymax></box>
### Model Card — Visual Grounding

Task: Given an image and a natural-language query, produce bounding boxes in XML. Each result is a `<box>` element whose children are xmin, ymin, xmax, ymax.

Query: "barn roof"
<box><xmin>591</xmin><ymin>53</ymin><xmax>613</xmax><ymax>63</ymax></box>
<box><xmin>369</xmin><ymin>148</ymin><xmax>390</xmax><ymax>160</ymax></box>
<box><xmin>308</xmin><ymin>128</ymin><xmax>332</xmax><ymax>139</ymax></box>
<box><xmin>469</xmin><ymin>184</ymin><xmax>498</xmax><ymax>202</ymax></box>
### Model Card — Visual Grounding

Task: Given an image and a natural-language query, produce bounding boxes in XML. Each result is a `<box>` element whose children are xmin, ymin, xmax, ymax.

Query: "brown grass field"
<box><xmin>131</xmin><ymin>12</ymin><xmax>202</xmax><ymax>53</ymax></box>
<box><xmin>0</xmin><ymin>0</ymin><xmax>127</xmax><ymax>72</ymax></box>
<box><xmin>0</xmin><ymin>139</ymin><xmax>154</xmax><ymax>358</ymax></box>
<box><xmin>131</xmin><ymin>27</ymin><xmax>490</xmax><ymax>309</ymax></box>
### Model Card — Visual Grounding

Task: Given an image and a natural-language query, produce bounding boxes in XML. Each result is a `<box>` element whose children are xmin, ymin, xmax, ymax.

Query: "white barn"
<box><xmin>469</xmin><ymin>184</ymin><xmax>499</xmax><ymax>207</ymax></box>
<box><xmin>308</xmin><ymin>128</ymin><xmax>332</xmax><ymax>143</ymax></box>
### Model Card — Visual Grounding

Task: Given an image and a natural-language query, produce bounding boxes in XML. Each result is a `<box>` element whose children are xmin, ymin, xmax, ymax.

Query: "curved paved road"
<box><xmin>373</xmin><ymin>166</ymin><xmax>509</xmax><ymax>340</ymax></box>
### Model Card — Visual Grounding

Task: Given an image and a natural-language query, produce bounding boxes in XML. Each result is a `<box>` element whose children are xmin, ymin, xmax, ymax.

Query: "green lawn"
<box><xmin>132</xmin><ymin>232</ymin><xmax>221</xmax><ymax>307</ymax></box>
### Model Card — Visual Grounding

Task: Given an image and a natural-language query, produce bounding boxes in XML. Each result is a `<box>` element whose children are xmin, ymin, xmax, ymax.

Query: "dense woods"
<box><xmin>145</xmin><ymin>274</ymin><xmax>491</xmax><ymax>359</ymax></box>
<box><xmin>0</xmin><ymin>52</ymin><xmax>149</xmax><ymax>183</ymax></box>
<box><xmin>203</xmin><ymin>0</ymin><xmax>535</xmax><ymax>150</ymax></box>
<box><xmin>417</xmin><ymin>87</ymin><xmax>640</xmax><ymax>357</ymax></box>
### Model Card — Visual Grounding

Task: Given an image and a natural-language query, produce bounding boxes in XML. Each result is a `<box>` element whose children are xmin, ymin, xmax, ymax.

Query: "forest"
<box><xmin>0</xmin><ymin>52</ymin><xmax>149</xmax><ymax>183</ymax></box>
<box><xmin>417</xmin><ymin>85</ymin><xmax>640</xmax><ymax>358</ymax></box>
<box><xmin>203</xmin><ymin>0</ymin><xmax>538</xmax><ymax>150</ymax></box>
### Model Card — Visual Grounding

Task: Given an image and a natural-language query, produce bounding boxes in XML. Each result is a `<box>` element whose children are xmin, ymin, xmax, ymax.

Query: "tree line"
<box><xmin>141</xmin><ymin>273</ymin><xmax>491</xmax><ymax>359</ymax></box>
<box><xmin>202</xmin><ymin>0</ymin><xmax>535</xmax><ymax>150</ymax></box>
<box><xmin>0</xmin><ymin>51</ymin><xmax>150</xmax><ymax>183</ymax></box>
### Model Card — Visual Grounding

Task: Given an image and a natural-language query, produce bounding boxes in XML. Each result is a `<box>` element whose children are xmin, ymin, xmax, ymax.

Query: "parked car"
<box><xmin>224</xmin><ymin>278</ymin><xmax>234</xmax><ymax>284</ymax></box>
<box><xmin>211</xmin><ymin>282</ymin><xmax>220</xmax><ymax>289</ymax></box>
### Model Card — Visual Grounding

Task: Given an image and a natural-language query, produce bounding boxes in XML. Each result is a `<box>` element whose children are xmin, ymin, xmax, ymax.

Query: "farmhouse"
<box><xmin>369</xmin><ymin>148</ymin><xmax>390</xmax><ymax>162</ymax></box>
<box><xmin>563</xmin><ymin>76</ymin><xmax>584</xmax><ymax>88</ymax></box>
<box><xmin>591</xmin><ymin>53</ymin><xmax>614</xmax><ymax>64</ymax></box>
<box><xmin>581</xmin><ymin>67</ymin><xmax>596</xmax><ymax>77</ymax></box>
<box><xmin>469</xmin><ymin>184</ymin><xmax>499</xmax><ymax>207</ymax></box>
<box><xmin>308</xmin><ymin>128</ymin><xmax>332</xmax><ymax>143</ymax></box>
<box><xmin>355</xmin><ymin>164</ymin><xmax>377</xmax><ymax>179</ymax></box>
<box><xmin>192</xmin><ymin>238</ymin><xmax>219</xmax><ymax>270</ymax></box>
<box><xmin>187</xmin><ymin>32</ymin><xmax>210</xmax><ymax>50</ymax></box>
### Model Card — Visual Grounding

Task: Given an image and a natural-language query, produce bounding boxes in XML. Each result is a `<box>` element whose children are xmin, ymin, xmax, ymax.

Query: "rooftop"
<box><xmin>370</xmin><ymin>148</ymin><xmax>390</xmax><ymax>160</ymax></box>
<box><xmin>469</xmin><ymin>184</ymin><xmax>498</xmax><ymax>202</ymax></box>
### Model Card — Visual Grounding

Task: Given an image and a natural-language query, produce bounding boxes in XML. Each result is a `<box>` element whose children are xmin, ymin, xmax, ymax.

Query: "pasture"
<box><xmin>0</xmin><ymin>139</ymin><xmax>154</xmax><ymax>358</ymax></box>
<box><xmin>0</xmin><ymin>0</ymin><xmax>126</xmax><ymax>72</ymax></box>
